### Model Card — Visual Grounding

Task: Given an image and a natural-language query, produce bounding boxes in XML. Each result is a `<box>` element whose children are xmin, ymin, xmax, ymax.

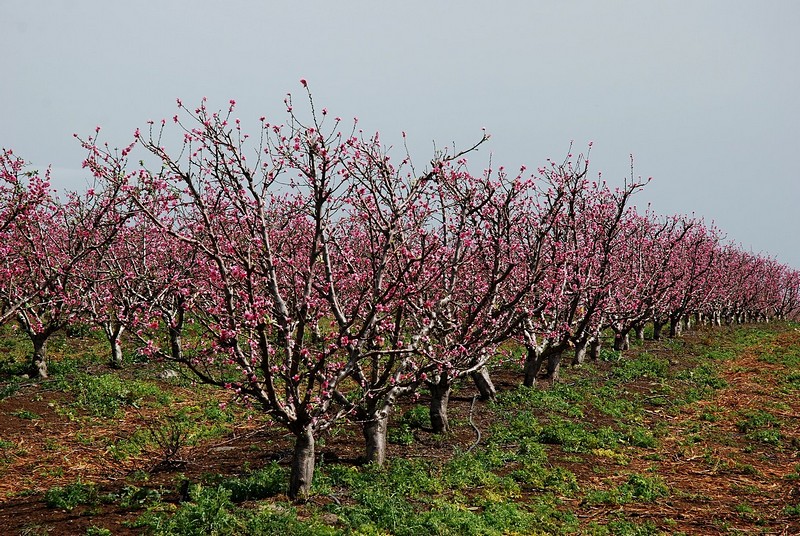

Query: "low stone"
<box><xmin>158</xmin><ymin>369</ymin><xmax>179</xmax><ymax>380</ymax></box>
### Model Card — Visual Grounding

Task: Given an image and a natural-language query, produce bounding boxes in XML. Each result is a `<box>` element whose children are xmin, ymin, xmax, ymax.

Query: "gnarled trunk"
<box><xmin>429</xmin><ymin>377</ymin><xmax>451</xmax><ymax>434</ymax></box>
<box><xmin>471</xmin><ymin>367</ymin><xmax>496</xmax><ymax>400</ymax></box>
<box><xmin>288</xmin><ymin>426</ymin><xmax>315</xmax><ymax>500</ymax></box>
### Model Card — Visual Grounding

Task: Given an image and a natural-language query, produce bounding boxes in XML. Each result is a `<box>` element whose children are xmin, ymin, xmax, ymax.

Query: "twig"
<box><xmin>209</xmin><ymin>425</ymin><xmax>269</xmax><ymax>447</ymax></box>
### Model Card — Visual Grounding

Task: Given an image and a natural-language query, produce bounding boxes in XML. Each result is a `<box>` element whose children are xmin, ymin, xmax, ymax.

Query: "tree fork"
<box><xmin>471</xmin><ymin>366</ymin><xmax>497</xmax><ymax>400</ymax></box>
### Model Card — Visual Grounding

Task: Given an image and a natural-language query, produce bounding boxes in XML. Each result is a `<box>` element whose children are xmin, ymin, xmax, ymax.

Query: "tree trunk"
<box><xmin>104</xmin><ymin>323</ymin><xmax>125</xmax><ymax>369</ymax></box>
<box><xmin>471</xmin><ymin>367</ymin><xmax>496</xmax><ymax>401</ymax></box>
<box><xmin>572</xmin><ymin>339</ymin><xmax>588</xmax><ymax>366</ymax></box>
<box><xmin>545</xmin><ymin>350</ymin><xmax>562</xmax><ymax>381</ymax></box>
<box><xmin>669</xmin><ymin>315</ymin><xmax>682</xmax><ymax>338</ymax></box>
<box><xmin>589</xmin><ymin>338</ymin><xmax>601</xmax><ymax>361</ymax></box>
<box><xmin>429</xmin><ymin>377</ymin><xmax>451</xmax><ymax>434</ymax></box>
<box><xmin>31</xmin><ymin>334</ymin><xmax>49</xmax><ymax>379</ymax></box>
<box><xmin>363</xmin><ymin>413</ymin><xmax>389</xmax><ymax>466</ymax></box>
<box><xmin>166</xmin><ymin>307</ymin><xmax>185</xmax><ymax>361</ymax></box>
<box><xmin>523</xmin><ymin>345</ymin><xmax>546</xmax><ymax>387</ymax></box>
<box><xmin>288</xmin><ymin>427</ymin><xmax>315</xmax><ymax>500</ymax></box>
<box><xmin>634</xmin><ymin>324</ymin><xmax>645</xmax><ymax>341</ymax></box>
<box><xmin>168</xmin><ymin>325</ymin><xmax>183</xmax><ymax>361</ymax></box>
<box><xmin>652</xmin><ymin>319</ymin><xmax>665</xmax><ymax>340</ymax></box>
<box><xmin>613</xmin><ymin>330</ymin><xmax>630</xmax><ymax>351</ymax></box>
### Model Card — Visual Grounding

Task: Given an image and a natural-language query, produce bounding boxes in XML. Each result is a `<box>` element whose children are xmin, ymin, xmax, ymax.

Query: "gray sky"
<box><xmin>2</xmin><ymin>1</ymin><xmax>799</xmax><ymax>266</ymax></box>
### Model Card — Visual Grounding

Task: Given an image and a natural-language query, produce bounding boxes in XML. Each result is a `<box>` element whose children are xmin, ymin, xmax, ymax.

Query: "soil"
<box><xmin>0</xmin><ymin>326</ymin><xmax>798</xmax><ymax>535</ymax></box>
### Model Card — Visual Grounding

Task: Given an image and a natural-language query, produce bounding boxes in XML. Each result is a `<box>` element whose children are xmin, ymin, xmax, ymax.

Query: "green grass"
<box><xmin>44</xmin><ymin>481</ymin><xmax>101</xmax><ymax>511</ymax></box>
<box><xmin>71</xmin><ymin>373</ymin><xmax>173</xmax><ymax>418</ymax></box>
<box><xmin>584</xmin><ymin>474</ymin><xmax>669</xmax><ymax>505</ymax></box>
<box><xmin>388</xmin><ymin>404</ymin><xmax>429</xmax><ymax>445</ymax></box>
<box><xmin>608</xmin><ymin>352</ymin><xmax>669</xmax><ymax>383</ymax></box>
<box><xmin>4</xmin><ymin>322</ymin><xmax>799</xmax><ymax>534</ymax></box>
<box><xmin>736</xmin><ymin>409</ymin><xmax>783</xmax><ymax>445</ymax></box>
<box><xmin>10</xmin><ymin>409</ymin><xmax>41</xmax><ymax>420</ymax></box>
<box><xmin>215</xmin><ymin>462</ymin><xmax>287</xmax><ymax>501</ymax></box>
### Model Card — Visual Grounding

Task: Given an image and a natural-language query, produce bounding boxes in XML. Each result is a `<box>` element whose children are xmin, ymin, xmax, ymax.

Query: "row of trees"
<box><xmin>2</xmin><ymin>92</ymin><xmax>798</xmax><ymax>498</ymax></box>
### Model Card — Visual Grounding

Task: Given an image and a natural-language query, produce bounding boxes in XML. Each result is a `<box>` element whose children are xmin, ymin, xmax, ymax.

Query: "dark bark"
<box><xmin>589</xmin><ymin>338</ymin><xmax>601</xmax><ymax>361</ymax></box>
<box><xmin>545</xmin><ymin>350</ymin><xmax>562</xmax><ymax>381</ymax></box>
<box><xmin>31</xmin><ymin>333</ymin><xmax>49</xmax><ymax>379</ymax></box>
<box><xmin>523</xmin><ymin>345</ymin><xmax>546</xmax><ymax>387</ymax></box>
<box><xmin>429</xmin><ymin>377</ymin><xmax>451</xmax><ymax>434</ymax></box>
<box><xmin>168</xmin><ymin>325</ymin><xmax>183</xmax><ymax>361</ymax></box>
<box><xmin>471</xmin><ymin>367</ymin><xmax>496</xmax><ymax>401</ymax></box>
<box><xmin>652</xmin><ymin>319</ymin><xmax>666</xmax><ymax>340</ymax></box>
<box><xmin>523</xmin><ymin>345</ymin><xmax>565</xmax><ymax>385</ymax></box>
<box><xmin>363</xmin><ymin>414</ymin><xmax>389</xmax><ymax>466</ymax></box>
<box><xmin>669</xmin><ymin>315</ymin><xmax>682</xmax><ymax>338</ymax></box>
<box><xmin>613</xmin><ymin>330</ymin><xmax>630</xmax><ymax>351</ymax></box>
<box><xmin>288</xmin><ymin>427</ymin><xmax>315</xmax><ymax>500</ymax></box>
<box><xmin>572</xmin><ymin>339</ymin><xmax>588</xmax><ymax>366</ymax></box>
<box><xmin>167</xmin><ymin>306</ymin><xmax>185</xmax><ymax>361</ymax></box>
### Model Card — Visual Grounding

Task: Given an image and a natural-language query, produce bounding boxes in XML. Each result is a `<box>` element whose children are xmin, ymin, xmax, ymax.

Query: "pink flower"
<box><xmin>300</xmin><ymin>79</ymin><xmax>307</xmax><ymax>88</ymax></box>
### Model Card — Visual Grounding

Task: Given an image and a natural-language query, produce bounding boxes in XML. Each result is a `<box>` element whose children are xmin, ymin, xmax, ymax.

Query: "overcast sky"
<box><xmin>2</xmin><ymin>1</ymin><xmax>798</xmax><ymax>266</ymax></box>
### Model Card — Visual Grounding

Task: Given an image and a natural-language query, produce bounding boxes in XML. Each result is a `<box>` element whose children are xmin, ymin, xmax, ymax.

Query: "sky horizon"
<box><xmin>2</xmin><ymin>1</ymin><xmax>798</xmax><ymax>267</ymax></box>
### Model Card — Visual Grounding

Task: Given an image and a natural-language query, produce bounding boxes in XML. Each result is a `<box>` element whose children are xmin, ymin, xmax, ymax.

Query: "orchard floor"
<box><xmin>0</xmin><ymin>323</ymin><xmax>798</xmax><ymax>535</ymax></box>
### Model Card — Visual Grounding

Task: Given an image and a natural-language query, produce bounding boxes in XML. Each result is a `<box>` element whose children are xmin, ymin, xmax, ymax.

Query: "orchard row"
<box><xmin>1</xmin><ymin>93</ymin><xmax>798</xmax><ymax>498</ymax></box>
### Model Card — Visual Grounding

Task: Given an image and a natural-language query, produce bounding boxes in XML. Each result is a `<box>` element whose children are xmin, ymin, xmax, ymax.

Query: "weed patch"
<box><xmin>44</xmin><ymin>481</ymin><xmax>101</xmax><ymax>511</ymax></box>
<box><xmin>736</xmin><ymin>409</ymin><xmax>783</xmax><ymax>445</ymax></box>
<box><xmin>71</xmin><ymin>373</ymin><xmax>172</xmax><ymax>418</ymax></box>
